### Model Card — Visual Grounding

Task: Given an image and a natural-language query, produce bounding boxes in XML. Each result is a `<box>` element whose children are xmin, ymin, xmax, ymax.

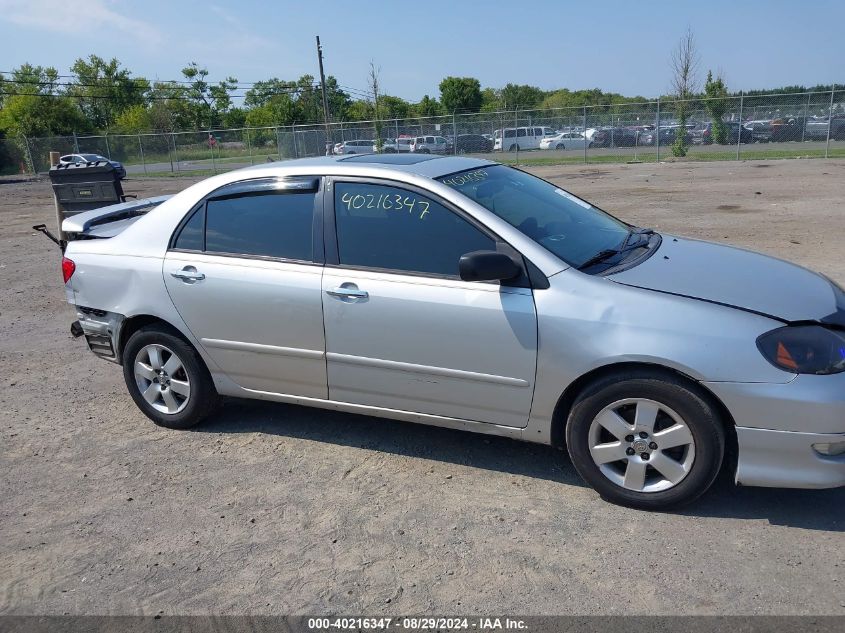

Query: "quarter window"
<box><xmin>174</xmin><ymin>206</ymin><xmax>204</xmax><ymax>251</ymax></box>
<box><xmin>334</xmin><ymin>183</ymin><xmax>495</xmax><ymax>276</ymax></box>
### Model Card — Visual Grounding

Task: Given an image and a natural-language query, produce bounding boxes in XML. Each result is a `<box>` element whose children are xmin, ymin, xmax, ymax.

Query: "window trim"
<box><xmin>324</xmin><ymin>176</ymin><xmax>531</xmax><ymax>287</ymax></box>
<box><xmin>167</xmin><ymin>176</ymin><xmax>324</xmax><ymax>265</ymax></box>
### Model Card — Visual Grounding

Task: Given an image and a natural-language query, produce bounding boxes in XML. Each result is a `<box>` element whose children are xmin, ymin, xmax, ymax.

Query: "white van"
<box><xmin>493</xmin><ymin>126</ymin><xmax>557</xmax><ymax>151</ymax></box>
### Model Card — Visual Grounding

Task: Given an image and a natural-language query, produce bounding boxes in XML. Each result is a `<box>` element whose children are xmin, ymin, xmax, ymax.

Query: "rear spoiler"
<box><xmin>61</xmin><ymin>195</ymin><xmax>173</xmax><ymax>236</ymax></box>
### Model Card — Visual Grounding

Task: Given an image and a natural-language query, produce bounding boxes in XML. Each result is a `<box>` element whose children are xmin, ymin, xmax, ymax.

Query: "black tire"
<box><xmin>565</xmin><ymin>370</ymin><xmax>725</xmax><ymax>510</ymax></box>
<box><xmin>122</xmin><ymin>325</ymin><xmax>220</xmax><ymax>429</ymax></box>
<box><xmin>508</xmin><ymin>144</ymin><xmax>518</xmax><ymax>152</ymax></box>
<box><xmin>555</xmin><ymin>143</ymin><xmax>565</xmax><ymax>150</ymax></box>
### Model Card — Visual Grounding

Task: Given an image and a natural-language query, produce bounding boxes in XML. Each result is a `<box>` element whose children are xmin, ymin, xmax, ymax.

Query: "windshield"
<box><xmin>81</xmin><ymin>153</ymin><xmax>107</xmax><ymax>161</ymax></box>
<box><xmin>437</xmin><ymin>165</ymin><xmax>631</xmax><ymax>268</ymax></box>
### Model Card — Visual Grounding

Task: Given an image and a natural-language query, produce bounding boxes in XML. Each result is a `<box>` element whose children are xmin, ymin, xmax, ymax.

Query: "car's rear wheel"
<box><xmin>556</xmin><ymin>143</ymin><xmax>565</xmax><ymax>150</ymax></box>
<box><xmin>122</xmin><ymin>325</ymin><xmax>220</xmax><ymax>429</ymax></box>
<box><xmin>508</xmin><ymin>144</ymin><xmax>518</xmax><ymax>152</ymax></box>
<box><xmin>565</xmin><ymin>371</ymin><xmax>725</xmax><ymax>510</ymax></box>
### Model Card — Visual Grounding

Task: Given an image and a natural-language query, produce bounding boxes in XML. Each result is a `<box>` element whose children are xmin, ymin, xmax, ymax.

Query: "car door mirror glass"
<box><xmin>459</xmin><ymin>250</ymin><xmax>521</xmax><ymax>282</ymax></box>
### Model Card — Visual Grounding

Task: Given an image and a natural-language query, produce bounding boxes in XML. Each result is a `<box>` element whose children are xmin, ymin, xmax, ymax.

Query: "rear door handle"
<box><xmin>170</xmin><ymin>266</ymin><xmax>205</xmax><ymax>282</ymax></box>
<box><xmin>326</xmin><ymin>286</ymin><xmax>368</xmax><ymax>300</ymax></box>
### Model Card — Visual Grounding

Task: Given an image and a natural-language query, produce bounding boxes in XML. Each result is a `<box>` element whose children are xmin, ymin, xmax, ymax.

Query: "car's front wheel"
<box><xmin>565</xmin><ymin>371</ymin><xmax>725</xmax><ymax>510</ymax></box>
<box><xmin>122</xmin><ymin>325</ymin><xmax>220</xmax><ymax>429</ymax></box>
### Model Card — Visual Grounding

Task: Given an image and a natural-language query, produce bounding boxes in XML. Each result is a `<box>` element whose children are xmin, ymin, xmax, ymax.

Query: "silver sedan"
<box><xmin>60</xmin><ymin>154</ymin><xmax>845</xmax><ymax>509</ymax></box>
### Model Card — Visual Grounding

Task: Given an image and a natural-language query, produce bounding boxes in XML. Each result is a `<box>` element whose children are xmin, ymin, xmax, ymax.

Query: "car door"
<box><xmin>164</xmin><ymin>177</ymin><xmax>328</xmax><ymax>398</ymax></box>
<box><xmin>321</xmin><ymin>178</ymin><xmax>538</xmax><ymax>427</ymax></box>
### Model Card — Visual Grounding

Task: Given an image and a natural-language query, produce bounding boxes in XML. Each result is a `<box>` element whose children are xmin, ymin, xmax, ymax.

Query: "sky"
<box><xmin>0</xmin><ymin>0</ymin><xmax>843</xmax><ymax>102</ymax></box>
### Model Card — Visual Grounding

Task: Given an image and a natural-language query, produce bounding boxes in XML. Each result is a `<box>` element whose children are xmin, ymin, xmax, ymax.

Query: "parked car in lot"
<box><xmin>493</xmin><ymin>126</ymin><xmax>556</xmax><ymax>151</ymax></box>
<box><xmin>769</xmin><ymin>117</ymin><xmax>806</xmax><ymax>142</ymax></box>
<box><xmin>589</xmin><ymin>127</ymin><xmax>640</xmax><ymax>148</ymax></box>
<box><xmin>539</xmin><ymin>131</ymin><xmax>591</xmax><ymax>150</ymax></box>
<box><xmin>334</xmin><ymin>140</ymin><xmax>375</xmax><ymax>154</ymax></box>
<box><xmin>58</xmin><ymin>153</ymin><xmax>126</xmax><ymax>179</ymax></box>
<box><xmin>743</xmin><ymin>120</ymin><xmax>773</xmax><ymax>143</ymax></box>
<box><xmin>410</xmin><ymin>135</ymin><xmax>449</xmax><ymax>154</ymax></box>
<box><xmin>381</xmin><ymin>137</ymin><xmax>413</xmax><ymax>153</ymax></box>
<box><xmin>805</xmin><ymin>114</ymin><xmax>845</xmax><ymax>140</ymax></box>
<box><xmin>59</xmin><ymin>154</ymin><xmax>845</xmax><ymax>510</ymax></box>
<box><xmin>637</xmin><ymin>126</ymin><xmax>684</xmax><ymax>146</ymax></box>
<box><xmin>688</xmin><ymin>121</ymin><xmax>754</xmax><ymax>145</ymax></box>
<box><xmin>445</xmin><ymin>134</ymin><xmax>495</xmax><ymax>153</ymax></box>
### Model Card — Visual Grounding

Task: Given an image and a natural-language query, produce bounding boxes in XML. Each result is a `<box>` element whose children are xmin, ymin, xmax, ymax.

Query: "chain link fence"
<box><xmin>2</xmin><ymin>89</ymin><xmax>843</xmax><ymax>177</ymax></box>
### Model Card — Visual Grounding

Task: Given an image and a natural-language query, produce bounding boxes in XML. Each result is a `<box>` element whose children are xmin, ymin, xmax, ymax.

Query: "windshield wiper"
<box><xmin>577</xmin><ymin>233</ymin><xmax>653</xmax><ymax>271</ymax></box>
<box><xmin>622</xmin><ymin>226</ymin><xmax>655</xmax><ymax>247</ymax></box>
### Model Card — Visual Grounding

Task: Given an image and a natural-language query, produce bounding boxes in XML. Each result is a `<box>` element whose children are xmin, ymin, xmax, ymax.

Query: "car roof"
<box><xmin>235</xmin><ymin>154</ymin><xmax>494</xmax><ymax>179</ymax></box>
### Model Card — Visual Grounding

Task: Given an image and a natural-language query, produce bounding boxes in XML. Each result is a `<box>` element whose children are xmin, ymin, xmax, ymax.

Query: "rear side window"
<box><xmin>172</xmin><ymin>190</ymin><xmax>315</xmax><ymax>261</ymax></box>
<box><xmin>205</xmin><ymin>192</ymin><xmax>314</xmax><ymax>260</ymax></box>
<box><xmin>333</xmin><ymin>182</ymin><xmax>495</xmax><ymax>276</ymax></box>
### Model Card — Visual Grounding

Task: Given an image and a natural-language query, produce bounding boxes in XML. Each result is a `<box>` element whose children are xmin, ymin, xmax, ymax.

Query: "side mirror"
<box><xmin>459</xmin><ymin>250</ymin><xmax>521</xmax><ymax>282</ymax></box>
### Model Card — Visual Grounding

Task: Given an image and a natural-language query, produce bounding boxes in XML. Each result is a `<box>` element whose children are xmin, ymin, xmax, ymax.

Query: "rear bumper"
<box><xmin>735</xmin><ymin>427</ymin><xmax>845</xmax><ymax>489</ymax></box>
<box><xmin>73</xmin><ymin>308</ymin><xmax>124</xmax><ymax>363</ymax></box>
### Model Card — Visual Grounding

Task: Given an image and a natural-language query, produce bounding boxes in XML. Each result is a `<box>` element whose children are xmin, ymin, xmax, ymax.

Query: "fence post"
<box><xmin>825</xmin><ymin>87</ymin><xmax>835</xmax><ymax>159</ymax></box>
<box><xmin>246</xmin><ymin>128</ymin><xmax>253</xmax><ymax>165</ymax></box>
<box><xmin>275</xmin><ymin>127</ymin><xmax>282</xmax><ymax>160</ymax></box>
<box><xmin>22</xmin><ymin>135</ymin><xmax>35</xmax><ymax>175</ymax></box>
<box><xmin>209</xmin><ymin>130</ymin><xmax>217</xmax><ymax>173</ymax></box>
<box><xmin>73</xmin><ymin>131</ymin><xmax>79</xmax><ymax>153</ymax></box>
<box><xmin>583</xmin><ymin>106</ymin><xmax>588</xmax><ymax>164</ymax></box>
<box><xmin>736</xmin><ymin>92</ymin><xmax>744</xmax><ymax>161</ymax></box>
<box><xmin>166</xmin><ymin>133</ymin><xmax>174</xmax><ymax>173</ymax></box>
<box><xmin>104</xmin><ymin>133</ymin><xmax>112</xmax><ymax>159</ymax></box>
<box><xmin>453</xmin><ymin>111</ymin><xmax>457</xmax><ymax>155</ymax></box>
<box><xmin>172</xmin><ymin>132</ymin><xmax>180</xmax><ymax>172</ymax></box>
<box><xmin>292</xmin><ymin>126</ymin><xmax>298</xmax><ymax>158</ymax></box>
<box><xmin>138</xmin><ymin>134</ymin><xmax>147</xmax><ymax>175</ymax></box>
<box><xmin>801</xmin><ymin>92</ymin><xmax>810</xmax><ymax>143</ymax></box>
<box><xmin>655</xmin><ymin>98</ymin><xmax>661</xmax><ymax>162</ymax></box>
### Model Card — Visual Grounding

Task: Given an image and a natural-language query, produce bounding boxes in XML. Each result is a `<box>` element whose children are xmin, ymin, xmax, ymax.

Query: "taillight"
<box><xmin>61</xmin><ymin>257</ymin><xmax>76</xmax><ymax>283</ymax></box>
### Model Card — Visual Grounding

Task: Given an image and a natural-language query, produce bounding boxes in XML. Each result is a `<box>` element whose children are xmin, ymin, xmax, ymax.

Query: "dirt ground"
<box><xmin>1</xmin><ymin>159</ymin><xmax>843</xmax><ymax>616</ymax></box>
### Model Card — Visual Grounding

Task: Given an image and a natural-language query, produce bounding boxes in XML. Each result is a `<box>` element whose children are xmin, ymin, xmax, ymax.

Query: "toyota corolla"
<box><xmin>58</xmin><ymin>154</ymin><xmax>845</xmax><ymax>509</ymax></box>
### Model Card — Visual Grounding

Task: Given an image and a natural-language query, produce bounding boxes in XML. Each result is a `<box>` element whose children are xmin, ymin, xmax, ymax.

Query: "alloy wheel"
<box><xmin>133</xmin><ymin>344</ymin><xmax>191</xmax><ymax>414</ymax></box>
<box><xmin>587</xmin><ymin>398</ymin><xmax>695</xmax><ymax>493</ymax></box>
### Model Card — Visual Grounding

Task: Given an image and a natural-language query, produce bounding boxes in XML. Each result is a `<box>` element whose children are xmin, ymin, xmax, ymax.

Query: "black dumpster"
<box><xmin>49</xmin><ymin>161</ymin><xmax>126</xmax><ymax>217</ymax></box>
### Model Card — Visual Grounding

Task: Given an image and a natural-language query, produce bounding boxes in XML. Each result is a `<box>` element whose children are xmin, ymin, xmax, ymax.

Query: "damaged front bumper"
<box><xmin>71</xmin><ymin>307</ymin><xmax>124</xmax><ymax>363</ymax></box>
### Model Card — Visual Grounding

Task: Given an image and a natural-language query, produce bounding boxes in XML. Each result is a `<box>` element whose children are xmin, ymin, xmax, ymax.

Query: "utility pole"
<box><xmin>316</xmin><ymin>36</ymin><xmax>332</xmax><ymax>155</ymax></box>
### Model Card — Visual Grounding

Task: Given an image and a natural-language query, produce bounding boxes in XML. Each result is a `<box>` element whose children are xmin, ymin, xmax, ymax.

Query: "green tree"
<box><xmin>379</xmin><ymin>95</ymin><xmax>411</xmax><ymax>120</ymax></box>
<box><xmin>500</xmin><ymin>83</ymin><xmax>544</xmax><ymax>109</ymax></box>
<box><xmin>68</xmin><ymin>55</ymin><xmax>148</xmax><ymax>130</ymax></box>
<box><xmin>180</xmin><ymin>62</ymin><xmax>238</xmax><ymax>129</ymax></box>
<box><xmin>479</xmin><ymin>87</ymin><xmax>502</xmax><ymax>112</ymax></box>
<box><xmin>345</xmin><ymin>100</ymin><xmax>373</xmax><ymax>121</ymax></box>
<box><xmin>703</xmin><ymin>70</ymin><xmax>729</xmax><ymax>144</ymax></box>
<box><xmin>0</xmin><ymin>65</ymin><xmax>88</xmax><ymax>139</ymax></box>
<box><xmin>412</xmin><ymin>95</ymin><xmax>442</xmax><ymax>117</ymax></box>
<box><xmin>113</xmin><ymin>103</ymin><xmax>153</xmax><ymax>133</ymax></box>
<box><xmin>438</xmin><ymin>77</ymin><xmax>482</xmax><ymax>113</ymax></box>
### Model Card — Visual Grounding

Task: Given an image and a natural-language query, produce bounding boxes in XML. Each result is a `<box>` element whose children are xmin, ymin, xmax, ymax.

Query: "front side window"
<box><xmin>438</xmin><ymin>165</ymin><xmax>630</xmax><ymax>268</ymax></box>
<box><xmin>334</xmin><ymin>182</ymin><xmax>495</xmax><ymax>276</ymax></box>
<box><xmin>172</xmin><ymin>190</ymin><xmax>315</xmax><ymax>261</ymax></box>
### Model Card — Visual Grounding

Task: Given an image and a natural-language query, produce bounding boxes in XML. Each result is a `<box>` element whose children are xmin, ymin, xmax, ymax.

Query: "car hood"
<box><xmin>608</xmin><ymin>235</ymin><xmax>843</xmax><ymax>323</ymax></box>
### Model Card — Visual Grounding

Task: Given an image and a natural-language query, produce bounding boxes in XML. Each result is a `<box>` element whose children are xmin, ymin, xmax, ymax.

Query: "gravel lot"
<box><xmin>1</xmin><ymin>159</ymin><xmax>843</xmax><ymax>616</ymax></box>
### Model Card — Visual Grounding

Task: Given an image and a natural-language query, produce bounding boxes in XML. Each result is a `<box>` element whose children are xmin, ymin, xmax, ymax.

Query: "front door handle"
<box><xmin>170</xmin><ymin>266</ymin><xmax>205</xmax><ymax>282</ymax></box>
<box><xmin>326</xmin><ymin>285</ymin><xmax>368</xmax><ymax>300</ymax></box>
